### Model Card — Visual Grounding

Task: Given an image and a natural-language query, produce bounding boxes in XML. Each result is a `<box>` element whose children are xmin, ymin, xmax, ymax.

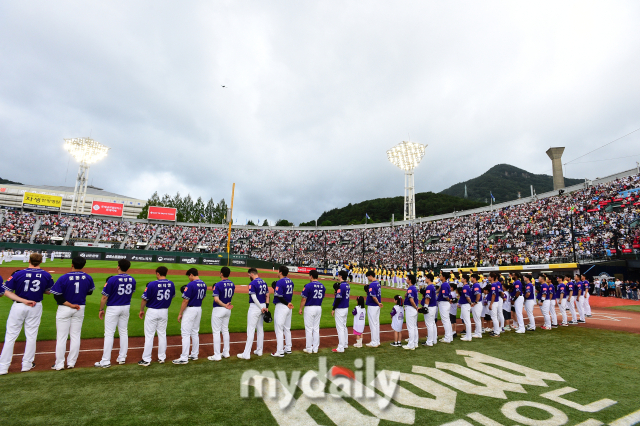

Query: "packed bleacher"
<box><xmin>1</xmin><ymin>172</ymin><xmax>638</xmax><ymax>266</ymax></box>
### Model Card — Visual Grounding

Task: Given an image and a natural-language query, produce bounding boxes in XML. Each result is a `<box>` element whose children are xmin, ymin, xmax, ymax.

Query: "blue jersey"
<box><xmin>404</xmin><ymin>285</ymin><xmax>418</xmax><ymax>307</ymax></box>
<box><xmin>489</xmin><ymin>283</ymin><xmax>500</xmax><ymax>302</ymax></box>
<box><xmin>248</xmin><ymin>278</ymin><xmax>268</xmax><ymax>304</ymax></box>
<box><xmin>2</xmin><ymin>268</ymin><xmax>54</xmax><ymax>303</ymax></box>
<box><xmin>458</xmin><ymin>284</ymin><xmax>472</xmax><ymax>304</ymax></box>
<box><xmin>437</xmin><ymin>282</ymin><xmax>451</xmax><ymax>302</ymax></box>
<box><xmin>511</xmin><ymin>280</ymin><xmax>523</xmax><ymax>298</ymax></box>
<box><xmin>301</xmin><ymin>281</ymin><xmax>325</xmax><ymax>306</ymax></box>
<box><xmin>212</xmin><ymin>279</ymin><xmax>235</xmax><ymax>307</ymax></box>
<box><xmin>556</xmin><ymin>282</ymin><xmax>566</xmax><ymax>299</ymax></box>
<box><xmin>0</xmin><ymin>275</ymin><xmax>3</xmax><ymax>295</ymax></box>
<box><xmin>583</xmin><ymin>281</ymin><xmax>590</xmax><ymax>294</ymax></box>
<box><xmin>365</xmin><ymin>280</ymin><xmax>381</xmax><ymax>306</ymax></box>
<box><xmin>548</xmin><ymin>284</ymin><xmax>556</xmax><ymax>300</ymax></box>
<box><xmin>524</xmin><ymin>283</ymin><xmax>535</xmax><ymax>300</ymax></box>
<box><xmin>577</xmin><ymin>281</ymin><xmax>584</xmax><ymax>295</ymax></box>
<box><xmin>334</xmin><ymin>282</ymin><xmax>350</xmax><ymax>309</ymax></box>
<box><xmin>182</xmin><ymin>279</ymin><xmax>207</xmax><ymax>307</ymax></box>
<box><xmin>472</xmin><ymin>283</ymin><xmax>483</xmax><ymax>303</ymax></box>
<box><xmin>142</xmin><ymin>279</ymin><xmax>175</xmax><ymax>309</ymax></box>
<box><xmin>538</xmin><ymin>283</ymin><xmax>549</xmax><ymax>300</ymax></box>
<box><xmin>102</xmin><ymin>274</ymin><xmax>137</xmax><ymax>306</ymax></box>
<box><xmin>50</xmin><ymin>271</ymin><xmax>95</xmax><ymax>305</ymax></box>
<box><xmin>274</xmin><ymin>278</ymin><xmax>294</xmax><ymax>304</ymax></box>
<box><xmin>567</xmin><ymin>281</ymin><xmax>576</xmax><ymax>297</ymax></box>
<box><xmin>422</xmin><ymin>284</ymin><xmax>437</xmax><ymax>307</ymax></box>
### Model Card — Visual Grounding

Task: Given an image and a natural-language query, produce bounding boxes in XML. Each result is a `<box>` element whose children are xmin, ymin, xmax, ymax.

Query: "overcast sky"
<box><xmin>1</xmin><ymin>1</ymin><xmax>639</xmax><ymax>224</ymax></box>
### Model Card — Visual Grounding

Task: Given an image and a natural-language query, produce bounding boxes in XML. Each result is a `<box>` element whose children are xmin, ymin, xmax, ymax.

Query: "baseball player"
<box><xmin>138</xmin><ymin>266</ymin><xmax>175</xmax><ymax>366</ymax></box>
<box><xmin>470</xmin><ymin>273</ymin><xmax>483</xmax><ymax>338</ymax></box>
<box><xmin>96</xmin><ymin>259</ymin><xmax>136</xmax><ymax>368</ymax></box>
<box><xmin>50</xmin><ymin>256</ymin><xmax>95</xmax><ymax>370</ymax></box>
<box><xmin>173</xmin><ymin>268</ymin><xmax>207</xmax><ymax>364</ymax></box>
<box><xmin>546</xmin><ymin>276</ymin><xmax>558</xmax><ymax>328</ymax></box>
<box><xmin>458</xmin><ymin>274</ymin><xmax>473</xmax><ymax>341</ymax></box>
<box><xmin>575</xmin><ymin>274</ymin><xmax>586</xmax><ymax>323</ymax></box>
<box><xmin>555</xmin><ymin>276</ymin><xmax>568</xmax><ymax>326</ymax></box>
<box><xmin>402</xmin><ymin>274</ymin><xmax>419</xmax><ymax>350</ymax></box>
<box><xmin>537</xmin><ymin>277</ymin><xmax>551</xmax><ymax>330</ymax></box>
<box><xmin>523</xmin><ymin>274</ymin><xmax>536</xmax><ymax>331</ymax></box>
<box><xmin>487</xmin><ymin>272</ymin><xmax>501</xmax><ymax>337</ymax></box>
<box><xmin>238</xmin><ymin>268</ymin><xmax>269</xmax><ymax>360</ymax></box>
<box><xmin>510</xmin><ymin>273</ymin><xmax>525</xmax><ymax>333</ymax></box>
<box><xmin>365</xmin><ymin>270</ymin><xmax>383</xmax><ymax>347</ymax></box>
<box><xmin>208</xmin><ymin>267</ymin><xmax>235</xmax><ymax>361</ymax></box>
<box><xmin>299</xmin><ymin>270</ymin><xmax>325</xmax><ymax>353</ymax></box>
<box><xmin>0</xmin><ymin>253</ymin><xmax>54</xmax><ymax>374</ymax></box>
<box><xmin>331</xmin><ymin>270</ymin><xmax>350</xmax><ymax>353</ymax></box>
<box><xmin>272</xmin><ymin>266</ymin><xmax>295</xmax><ymax>357</ymax></box>
<box><xmin>496</xmin><ymin>277</ymin><xmax>506</xmax><ymax>331</ymax></box>
<box><xmin>437</xmin><ymin>271</ymin><xmax>453</xmax><ymax>343</ymax></box>
<box><xmin>581</xmin><ymin>275</ymin><xmax>592</xmax><ymax>317</ymax></box>
<box><xmin>566</xmin><ymin>275</ymin><xmax>578</xmax><ymax>324</ymax></box>
<box><xmin>421</xmin><ymin>273</ymin><xmax>438</xmax><ymax>346</ymax></box>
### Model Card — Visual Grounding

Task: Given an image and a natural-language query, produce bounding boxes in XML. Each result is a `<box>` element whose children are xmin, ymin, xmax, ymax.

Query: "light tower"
<box><xmin>387</xmin><ymin>141</ymin><xmax>427</xmax><ymax>221</ymax></box>
<box><xmin>64</xmin><ymin>138</ymin><xmax>110</xmax><ymax>214</ymax></box>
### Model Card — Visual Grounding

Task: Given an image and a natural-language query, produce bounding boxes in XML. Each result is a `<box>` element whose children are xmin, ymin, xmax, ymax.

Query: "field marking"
<box><xmin>610</xmin><ymin>408</ymin><xmax>640</xmax><ymax>426</ymax></box>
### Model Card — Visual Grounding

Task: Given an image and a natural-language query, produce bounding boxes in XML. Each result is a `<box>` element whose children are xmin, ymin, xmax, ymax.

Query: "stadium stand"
<box><xmin>1</xmin><ymin>170</ymin><xmax>639</xmax><ymax>267</ymax></box>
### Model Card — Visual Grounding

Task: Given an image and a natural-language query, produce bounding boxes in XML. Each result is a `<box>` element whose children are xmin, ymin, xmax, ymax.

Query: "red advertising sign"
<box><xmin>623</xmin><ymin>248</ymin><xmax>633</xmax><ymax>254</ymax></box>
<box><xmin>148</xmin><ymin>206</ymin><xmax>177</xmax><ymax>221</ymax></box>
<box><xmin>91</xmin><ymin>201</ymin><xmax>124</xmax><ymax>217</ymax></box>
<box><xmin>297</xmin><ymin>267</ymin><xmax>316</xmax><ymax>274</ymax></box>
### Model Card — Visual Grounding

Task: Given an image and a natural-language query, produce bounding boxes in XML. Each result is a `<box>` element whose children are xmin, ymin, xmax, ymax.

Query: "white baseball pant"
<box><xmin>334</xmin><ymin>307</ymin><xmax>349</xmax><ymax>351</ymax></box>
<box><xmin>471</xmin><ymin>302</ymin><xmax>483</xmax><ymax>336</ymax></box>
<box><xmin>490</xmin><ymin>302</ymin><xmax>500</xmax><ymax>334</ymax></box>
<box><xmin>497</xmin><ymin>298</ymin><xmax>505</xmax><ymax>329</ymax></box>
<box><xmin>549</xmin><ymin>299</ymin><xmax>558</xmax><ymax>326</ymax></box>
<box><xmin>438</xmin><ymin>301</ymin><xmax>453</xmax><ymax>341</ymax></box>
<box><xmin>54</xmin><ymin>305</ymin><xmax>85</xmax><ymax>369</ymax></box>
<box><xmin>211</xmin><ymin>307</ymin><xmax>232</xmax><ymax>358</ymax></box>
<box><xmin>274</xmin><ymin>303</ymin><xmax>293</xmax><ymax>355</ymax></box>
<box><xmin>367</xmin><ymin>305</ymin><xmax>381</xmax><ymax>345</ymax></box>
<box><xmin>558</xmin><ymin>299</ymin><xmax>568</xmax><ymax>324</ymax></box>
<box><xmin>142</xmin><ymin>308</ymin><xmax>169</xmax><ymax>362</ymax></box>
<box><xmin>569</xmin><ymin>296</ymin><xmax>577</xmax><ymax>322</ymax></box>
<box><xmin>0</xmin><ymin>302</ymin><xmax>43</xmax><ymax>373</ymax></box>
<box><xmin>100</xmin><ymin>305</ymin><xmax>130</xmax><ymax>366</ymax></box>
<box><xmin>426</xmin><ymin>305</ymin><xmax>438</xmax><ymax>344</ymax></box>
<box><xmin>541</xmin><ymin>300</ymin><xmax>551</xmax><ymax>328</ymax></box>
<box><xmin>525</xmin><ymin>299</ymin><xmax>536</xmax><ymax>330</ymax></box>
<box><xmin>241</xmin><ymin>304</ymin><xmax>264</xmax><ymax>357</ymax></box>
<box><xmin>514</xmin><ymin>296</ymin><xmax>525</xmax><ymax>332</ymax></box>
<box><xmin>584</xmin><ymin>292</ymin><xmax>592</xmax><ymax>316</ymax></box>
<box><xmin>179</xmin><ymin>306</ymin><xmax>202</xmax><ymax>361</ymax></box>
<box><xmin>460</xmin><ymin>304</ymin><xmax>472</xmax><ymax>338</ymax></box>
<box><xmin>577</xmin><ymin>295</ymin><xmax>585</xmax><ymax>321</ymax></box>
<box><xmin>405</xmin><ymin>305</ymin><xmax>418</xmax><ymax>348</ymax></box>
<box><xmin>303</xmin><ymin>306</ymin><xmax>322</xmax><ymax>351</ymax></box>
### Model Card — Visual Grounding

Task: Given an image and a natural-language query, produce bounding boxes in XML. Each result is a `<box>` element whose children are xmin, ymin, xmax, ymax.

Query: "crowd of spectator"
<box><xmin>594</xmin><ymin>277</ymin><xmax>640</xmax><ymax>300</ymax></box>
<box><xmin>1</xmin><ymin>172</ymin><xmax>639</xmax><ymax>268</ymax></box>
<box><xmin>32</xmin><ymin>214</ymin><xmax>72</xmax><ymax>244</ymax></box>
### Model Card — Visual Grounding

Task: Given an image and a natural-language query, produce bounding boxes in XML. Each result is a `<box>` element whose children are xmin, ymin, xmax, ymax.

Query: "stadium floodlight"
<box><xmin>64</xmin><ymin>138</ymin><xmax>110</xmax><ymax>214</ymax></box>
<box><xmin>387</xmin><ymin>141</ymin><xmax>427</xmax><ymax>221</ymax></box>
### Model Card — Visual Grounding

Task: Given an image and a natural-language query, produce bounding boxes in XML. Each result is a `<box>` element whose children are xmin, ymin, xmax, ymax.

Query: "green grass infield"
<box><xmin>0</xmin><ymin>327</ymin><xmax>638</xmax><ymax>425</ymax></box>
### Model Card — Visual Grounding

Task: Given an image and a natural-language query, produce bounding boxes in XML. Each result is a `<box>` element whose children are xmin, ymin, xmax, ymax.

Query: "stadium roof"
<box><xmin>0</xmin><ymin>183</ymin><xmax>143</xmax><ymax>201</ymax></box>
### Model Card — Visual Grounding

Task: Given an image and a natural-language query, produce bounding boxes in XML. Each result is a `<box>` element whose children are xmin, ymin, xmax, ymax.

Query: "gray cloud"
<box><xmin>1</xmin><ymin>1</ymin><xmax>639</xmax><ymax>224</ymax></box>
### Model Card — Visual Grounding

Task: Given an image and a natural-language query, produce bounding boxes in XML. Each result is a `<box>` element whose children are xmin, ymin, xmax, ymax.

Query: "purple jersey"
<box><xmin>547</xmin><ymin>284</ymin><xmax>555</xmax><ymax>300</ymax></box>
<box><xmin>524</xmin><ymin>283</ymin><xmax>535</xmax><ymax>300</ymax></box>
<box><xmin>102</xmin><ymin>274</ymin><xmax>137</xmax><ymax>306</ymax></box>
<box><xmin>50</xmin><ymin>271</ymin><xmax>95</xmax><ymax>305</ymax></box>
<box><xmin>212</xmin><ymin>279</ymin><xmax>235</xmax><ymax>307</ymax></box>
<box><xmin>422</xmin><ymin>284</ymin><xmax>438</xmax><ymax>307</ymax></box>
<box><xmin>511</xmin><ymin>280</ymin><xmax>523</xmax><ymax>298</ymax></box>
<box><xmin>538</xmin><ymin>283</ymin><xmax>549</xmax><ymax>300</ymax></box>
<box><xmin>458</xmin><ymin>284</ymin><xmax>472</xmax><ymax>304</ymax></box>
<box><xmin>556</xmin><ymin>282</ymin><xmax>566</xmax><ymax>299</ymax></box>
<box><xmin>182</xmin><ymin>279</ymin><xmax>207</xmax><ymax>307</ymax></box>
<box><xmin>334</xmin><ymin>282</ymin><xmax>350</xmax><ymax>309</ymax></box>
<box><xmin>248</xmin><ymin>278</ymin><xmax>268</xmax><ymax>304</ymax></box>
<box><xmin>404</xmin><ymin>285</ymin><xmax>418</xmax><ymax>307</ymax></box>
<box><xmin>274</xmin><ymin>278</ymin><xmax>294</xmax><ymax>305</ymax></box>
<box><xmin>489</xmin><ymin>283</ymin><xmax>500</xmax><ymax>302</ymax></box>
<box><xmin>142</xmin><ymin>279</ymin><xmax>175</xmax><ymax>309</ymax></box>
<box><xmin>365</xmin><ymin>281</ymin><xmax>381</xmax><ymax>306</ymax></box>
<box><xmin>472</xmin><ymin>283</ymin><xmax>482</xmax><ymax>302</ymax></box>
<box><xmin>567</xmin><ymin>281</ymin><xmax>575</xmax><ymax>297</ymax></box>
<box><xmin>2</xmin><ymin>268</ymin><xmax>54</xmax><ymax>302</ymax></box>
<box><xmin>302</xmin><ymin>281</ymin><xmax>325</xmax><ymax>306</ymax></box>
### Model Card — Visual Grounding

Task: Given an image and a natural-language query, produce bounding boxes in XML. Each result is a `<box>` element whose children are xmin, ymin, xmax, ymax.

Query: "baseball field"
<box><xmin>1</xmin><ymin>260</ymin><xmax>639</xmax><ymax>426</ymax></box>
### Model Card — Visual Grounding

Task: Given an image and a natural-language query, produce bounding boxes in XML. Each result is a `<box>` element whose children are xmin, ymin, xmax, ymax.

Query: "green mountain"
<box><xmin>306</xmin><ymin>193</ymin><xmax>487</xmax><ymax>226</ymax></box>
<box><xmin>0</xmin><ymin>177</ymin><xmax>21</xmax><ymax>185</ymax></box>
<box><xmin>439</xmin><ymin>164</ymin><xmax>583</xmax><ymax>203</ymax></box>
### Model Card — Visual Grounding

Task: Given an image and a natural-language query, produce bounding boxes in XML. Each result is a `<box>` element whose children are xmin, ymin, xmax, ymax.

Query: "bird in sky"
<box><xmin>221</xmin><ymin>85</ymin><xmax>226</xmax><ymax>88</ymax></box>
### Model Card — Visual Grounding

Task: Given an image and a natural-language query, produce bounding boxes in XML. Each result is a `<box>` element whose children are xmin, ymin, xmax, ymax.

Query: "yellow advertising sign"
<box><xmin>22</xmin><ymin>192</ymin><xmax>63</xmax><ymax>211</ymax></box>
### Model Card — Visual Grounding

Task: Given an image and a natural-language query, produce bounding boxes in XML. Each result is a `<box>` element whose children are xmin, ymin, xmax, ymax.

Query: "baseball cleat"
<box><xmin>284</xmin><ymin>350</ymin><xmax>292</xmax><ymax>355</ymax></box>
<box><xmin>561</xmin><ymin>323</ymin><xmax>569</xmax><ymax>326</ymax></box>
<box><xmin>331</xmin><ymin>348</ymin><xmax>344</xmax><ymax>353</ymax></box>
<box><xmin>94</xmin><ymin>362</ymin><xmax>110</xmax><ymax>368</ymax></box>
<box><xmin>21</xmin><ymin>363</ymin><xmax>36</xmax><ymax>372</ymax></box>
<box><xmin>67</xmin><ymin>365</ymin><xmax>75</xmax><ymax>369</ymax></box>
<box><xmin>172</xmin><ymin>359</ymin><xmax>188</xmax><ymax>365</ymax></box>
<box><xmin>402</xmin><ymin>345</ymin><xmax>415</xmax><ymax>350</ymax></box>
<box><xmin>237</xmin><ymin>354</ymin><xmax>249</xmax><ymax>360</ymax></box>
<box><xmin>271</xmin><ymin>352</ymin><xmax>284</xmax><ymax>357</ymax></box>
<box><xmin>460</xmin><ymin>338</ymin><xmax>472</xmax><ymax>342</ymax></box>
<box><xmin>188</xmin><ymin>356</ymin><xmax>198</xmax><ymax>361</ymax></box>
<box><xmin>207</xmin><ymin>355</ymin><xmax>222</xmax><ymax>362</ymax></box>
<box><xmin>253</xmin><ymin>350</ymin><xmax>263</xmax><ymax>357</ymax></box>
<box><xmin>302</xmin><ymin>348</ymin><xmax>312</xmax><ymax>354</ymax></box>
<box><xmin>158</xmin><ymin>360</ymin><xmax>165</xmax><ymax>364</ymax></box>
<box><xmin>472</xmin><ymin>334</ymin><xmax>482</xmax><ymax>338</ymax></box>
<box><xmin>51</xmin><ymin>365</ymin><xmax>64</xmax><ymax>371</ymax></box>
<box><xmin>578</xmin><ymin>320</ymin><xmax>586</xmax><ymax>323</ymax></box>
<box><xmin>116</xmin><ymin>359</ymin><xmax>126</xmax><ymax>365</ymax></box>
<box><xmin>138</xmin><ymin>360</ymin><xmax>151</xmax><ymax>367</ymax></box>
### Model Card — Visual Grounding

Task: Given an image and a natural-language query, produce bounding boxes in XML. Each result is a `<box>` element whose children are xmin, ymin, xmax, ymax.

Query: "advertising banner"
<box><xmin>104</xmin><ymin>253</ymin><xmax>128</xmax><ymax>261</ymax></box>
<box><xmin>91</xmin><ymin>201</ymin><xmax>124</xmax><ymax>217</ymax></box>
<box><xmin>77</xmin><ymin>252</ymin><xmax>103</xmax><ymax>260</ymax></box>
<box><xmin>148</xmin><ymin>206</ymin><xmax>177</xmax><ymax>221</ymax></box>
<box><xmin>297</xmin><ymin>267</ymin><xmax>316</xmax><ymax>274</ymax></box>
<box><xmin>46</xmin><ymin>250</ymin><xmax>72</xmax><ymax>259</ymax></box>
<box><xmin>129</xmin><ymin>254</ymin><xmax>154</xmax><ymax>262</ymax></box>
<box><xmin>180</xmin><ymin>256</ymin><xmax>199</xmax><ymax>265</ymax></box>
<box><xmin>155</xmin><ymin>255</ymin><xmax>177</xmax><ymax>263</ymax></box>
<box><xmin>202</xmin><ymin>258</ymin><xmax>222</xmax><ymax>265</ymax></box>
<box><xmin>22</xmin><ymin>192</ymin><xmax>62</xmax><ymax>211</ymax></box>
<box><xmin>231</xmin><ymin>258</ymin><xmax>247</xmax><ymax>266</ymax></box>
